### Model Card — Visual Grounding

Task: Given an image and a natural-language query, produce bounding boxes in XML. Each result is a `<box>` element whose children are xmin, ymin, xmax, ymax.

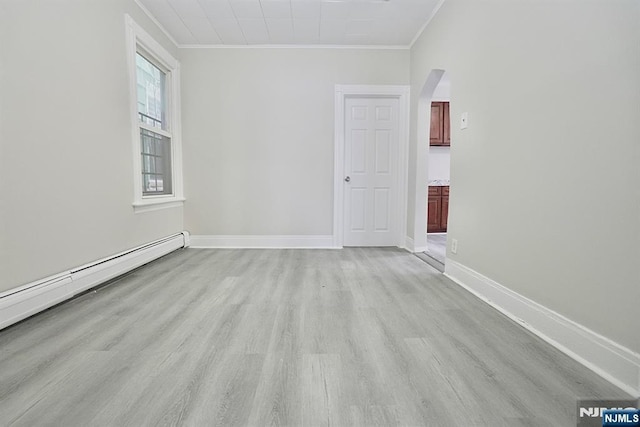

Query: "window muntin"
<box><xmin>140</xmin><ymin>129</ymin><xmax>172</xmax><ymax>195</ymax></box>
<box><xmin>135</xmin><ymin>52</ymin><xmax>172</xmax><ymax>196</ymax></box>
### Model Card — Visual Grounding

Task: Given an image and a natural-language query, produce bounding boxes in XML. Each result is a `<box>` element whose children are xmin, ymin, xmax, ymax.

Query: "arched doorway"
<box><xmin>412</xmin><ymin>69</ymin><xmax>450</xmax><ymax>270</ymax></box>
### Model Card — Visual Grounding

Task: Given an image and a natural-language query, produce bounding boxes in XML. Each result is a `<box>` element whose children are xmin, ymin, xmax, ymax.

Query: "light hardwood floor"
<box><xmin>0</xmin><ymin>248</ymin><xmax>630</xmax><ymax>426</ymax></box>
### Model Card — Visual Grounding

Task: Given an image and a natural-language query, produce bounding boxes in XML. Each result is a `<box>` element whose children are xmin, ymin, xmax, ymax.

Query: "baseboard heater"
<box><xmin>0</xmin><ymin>231</ymin><xmax>190</xmax><ymax>331</ymax></box>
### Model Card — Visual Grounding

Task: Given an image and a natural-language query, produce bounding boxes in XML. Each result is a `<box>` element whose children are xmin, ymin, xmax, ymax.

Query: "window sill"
<box><xmin>133</xmin><ymin>197</ymin><xmax>185</xmax><ymax>214</ymax></box>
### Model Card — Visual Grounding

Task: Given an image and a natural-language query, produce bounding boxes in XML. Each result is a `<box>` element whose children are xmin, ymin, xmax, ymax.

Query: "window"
<box><xmin>136</xmin><ymin>53</ymin><xmax>172</xmax><ymax>196</ymax></box>
<box><xmin>126</xmin><ymin>15</ymin><xmax>183</xmax><ymax>212</ymax></box>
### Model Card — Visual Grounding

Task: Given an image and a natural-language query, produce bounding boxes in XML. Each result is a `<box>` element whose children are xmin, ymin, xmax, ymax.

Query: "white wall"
<box><xmin>432</xmin><ymin>74</ymin><xmax>450</xmax><ymax>101</ymax></box>
<box><xmin>0</xmin><ymin>0</ymin><xmax>183</xmax><ymax>292</ymax></box>
<box><xmin>410</xmin><ymin>0</ymin><xmax>640</xmax><ymax>354</ymax></box>
<box><xmin>428</xmin><ymin>147</ymin><xmax>450</xmax><ymax>182</ymax></box>
<box><xmin>429</xmin><ymin>76</ymin><xmax>451</xmax><ymax>182</ymax></box>
<box><xmin>181</xmin><ymin>48</ymin><xmax>410</xmax><ymax>236</ymax></box>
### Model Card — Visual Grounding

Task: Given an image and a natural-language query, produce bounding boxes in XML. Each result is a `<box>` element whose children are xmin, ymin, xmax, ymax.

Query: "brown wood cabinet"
<box><xmin>430</xmin><ymin>102</ymin><xmax>450</xmax><ymax>146</ymax></box>
<box><xmin>427</xmin><ymin>185</ymin><xmax>449</xmax><ymax>233</ymax></box>
<box><xmin>443</xmin><ymin>102</ymin><xmax>450</xmax><ymax>145</ymax></box>
<box><xmin>430</xmin><ymin>102</ymin><xmax>444</xmax><ymax>145</ymax></box>
<box><xmin>427</xmin><ymin>187</ymin><xmax>442</xmax><ymax>233</ymax></box>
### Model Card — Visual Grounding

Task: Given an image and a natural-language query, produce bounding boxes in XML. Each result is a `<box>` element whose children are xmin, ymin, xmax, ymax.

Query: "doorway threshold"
<box><xmin>415</xmin><ymin>252</ymin><xmax>444</xmax><ymax>272</ymax></box>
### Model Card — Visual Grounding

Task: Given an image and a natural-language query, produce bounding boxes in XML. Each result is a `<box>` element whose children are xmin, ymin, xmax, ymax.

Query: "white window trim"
<box><xmin>125</xmin><ymin>14</ymin><xmax>184</xmax><ymax>214</ymax></box>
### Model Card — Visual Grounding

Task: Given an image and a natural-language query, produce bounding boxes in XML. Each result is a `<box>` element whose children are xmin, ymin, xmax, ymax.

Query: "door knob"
<box><xmin>344</xmin><ymin>176</ymin><xmax>351</xmax><ymax>182</ymax></box>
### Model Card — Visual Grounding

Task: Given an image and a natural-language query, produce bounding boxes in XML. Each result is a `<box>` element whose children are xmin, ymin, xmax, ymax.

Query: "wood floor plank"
<box><xmin>0</xmin><ymin>247</ymin><xmax>632</xmax><ymax>426</ymax></box>
<box><xmin>349</xmin><ymin>404</ymin><xmax>400</xmax><ymax>427</ymax></box>
<box><xmin>246</xmin><ymin>303</ymin><xmax>304</xmax><ymax>426</ymax></box>
<box><xmin>301</xmin><ymin>353</ymin><xmax>346</xmax><ymax>427</ymax></box>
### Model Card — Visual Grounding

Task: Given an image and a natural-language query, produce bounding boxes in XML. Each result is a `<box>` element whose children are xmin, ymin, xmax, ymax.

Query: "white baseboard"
<box><xmin>190</xmin><ymin>235</ymin><xmax>339</xmax><ymax>249</ymax></box>
<box><xmin>405</xmin><ymin>236</ymin><xmax>415</xmax><ymax>252</ymax></box>
<box><xmin>404</xmin><ymin>236</ymin><xmax>427</xmax><ymax>253</ymax></box>
<box><xmin>0</xmin><ymin>232</ymin><xmax>189</xmax><ymax>331</ymax></box>
<box><xmin>445</xmin><ymin>259</ymin><xmax>640</xmax><ymax>398</ymax></box>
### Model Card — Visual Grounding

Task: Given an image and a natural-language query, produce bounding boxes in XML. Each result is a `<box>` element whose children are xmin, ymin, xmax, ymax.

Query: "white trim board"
<box><xmin>125</xmin><ymin>14</ymin><xmax>185</xmax><ymax>214</ymax></box>
<box><xmin>179</xmin><ymin>44</ymin><xmax>409</xmax><ymax>50</ymax></box>
<box><xmin>190</xmin><ymin>235</ymin><xmax>338</xmax><ymax>249</ymax></box>
<box><xmin>333</xmin><ymin>85</ymin><xmax>410</xmax><ymax>249</ymax></box>
<box><xmin>405</xmin><ymin>236</ymin><xmax>427</xmax><ymax>254</ymax></box>
<box><xmin>445</xmin><ymin>259</ymin><xmax>640</xmax><ymax>398</ymax></box>
<box><xmin>405</xmin><ymin>236</ymin><xmax>416</xmax><ymax>252</ymax></box>
<box><xmin>132</xmin><ymin>0</ymin><xmax>179</xmax><ymax>47</ymax></box>
<box><xmin>0</xmin><ymin>232</ymin><xmax>189</xmax><ymax>331</ymax></box>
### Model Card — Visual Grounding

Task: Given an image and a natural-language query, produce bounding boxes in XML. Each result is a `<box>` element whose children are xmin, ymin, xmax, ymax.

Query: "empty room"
<box><xmin>0</xmin><ymin>0</ymin><xmax>638</xmax><ymax>426</ymax></box>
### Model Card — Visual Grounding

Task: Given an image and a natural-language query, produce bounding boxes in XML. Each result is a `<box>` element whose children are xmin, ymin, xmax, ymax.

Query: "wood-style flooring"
<box><xmin>0</xmin><ymin>248</ymin><xmax>631</xmax><ymax>426</ymax></box>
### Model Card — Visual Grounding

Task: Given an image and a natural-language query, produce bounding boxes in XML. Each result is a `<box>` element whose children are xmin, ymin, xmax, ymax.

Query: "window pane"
<box><xmin>150</xmin><ymin>176</ymin><xmax>158</xmax><ymax>192</ymax></box>
<box><xmin>143</xmin><ymin>174</ymin><xmax>151</xmax><ymax>193</ymax></box>
<box><xmin>142</xmin><ymin>155</ymin><xmax>153</xmax><ymax>174</ymax></box>
<box><xmin>141</xmin><ymin>131</ymin><xmax>154</xmax><ymax>155</ymax></box>
<box><xmin>136</xmin><ymin>53</ymin><xmax>166</xmax><ymax>130</ymax></box>
<box><xmin>140</xmin><ymin>128</ymin><xmax>172</xmax><ymax>196</ymax></box>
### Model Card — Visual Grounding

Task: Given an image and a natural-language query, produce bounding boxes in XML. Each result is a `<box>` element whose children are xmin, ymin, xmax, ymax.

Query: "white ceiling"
<box><xmin>137</xmin><ymin>0</ymin><xmax>443</xmax><ymax>47</ymax></box>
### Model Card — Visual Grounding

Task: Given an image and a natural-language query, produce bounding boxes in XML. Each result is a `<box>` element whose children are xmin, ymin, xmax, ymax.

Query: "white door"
<box><xmin>343</xmin><ymin>97</ymin><xmax>399</xmax><ymax>246</ymax></box>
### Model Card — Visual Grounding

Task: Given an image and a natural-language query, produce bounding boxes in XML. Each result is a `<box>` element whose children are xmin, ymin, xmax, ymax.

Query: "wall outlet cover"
<box><xmin>460</xmin><ymin>112</ymin><xmax>468</xmax><ymax>129</ymax></box>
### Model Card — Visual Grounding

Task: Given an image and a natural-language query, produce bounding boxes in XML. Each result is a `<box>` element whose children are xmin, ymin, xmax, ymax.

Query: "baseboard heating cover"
<box><xmin>0</xmin><ymin>231</ymin><xmax>190</xmax><ymax>331</ymax></box>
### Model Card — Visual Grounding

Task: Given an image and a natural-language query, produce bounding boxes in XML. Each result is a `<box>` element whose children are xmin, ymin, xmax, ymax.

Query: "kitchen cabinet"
<box><xmin>440</xmin><ymin>186</ymin><xmax>449</xmax><ymax>230</ymax></box>
<box><xmin>427</xmin><ymin>187</ymin><xmax>442</xmax><ymax>233</ymax></box>
<box><xmin>427</xmin><ymin>185</ymin><xmax>449</xmax><ymax>233</ymax></box>
<box><xmin>430</xmin><ymin>102</ymin><xmax>450</xmax><ymax>146</ymax></box>
<box><xmin>443</xmin><ymin>102</ymin><xmax>450</xmax><ymax>145</ymax></box>
<box><xmin>430</xmin><ymin>102</ymin><xmax>444</xmax><ymax>145</ymax></box>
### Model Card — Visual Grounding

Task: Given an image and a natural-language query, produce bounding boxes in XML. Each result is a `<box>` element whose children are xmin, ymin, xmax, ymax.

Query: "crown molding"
<box><xmin>409</xmin><ymin>0</ymin><xmax>447</xmax><ymax>49</ymax></box>
<box><xmin>178</xmin><ymin>44</ymin><xmax>410</xmax><ymax>50</ymax></box>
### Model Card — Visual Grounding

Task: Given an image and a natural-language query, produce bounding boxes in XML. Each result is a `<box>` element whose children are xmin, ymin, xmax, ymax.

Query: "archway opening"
<box><xmin>412</xmin><ymin>69</ymin><xmax>450</xmax><ymax>270</ymax></box>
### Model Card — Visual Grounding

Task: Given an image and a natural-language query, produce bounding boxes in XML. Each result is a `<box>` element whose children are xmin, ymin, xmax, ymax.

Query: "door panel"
<box><xmin>351</xmin><ymin>130</ymin><xmax>367</xmax><ymax>173</ymax></box>
<box><xmin>374</xmin><ymin>130</ymin><xmax>391</xmax><ymax>174</ymax></box>
<box><xmin>344</xmin><ymin>97</ymin><xmax>399</xmax><ymax>246</ymax></box>
<box><xmin>352</xmin><ymin>105</ymin><xmax>367</xmax><ymax>120</ymax></box>
<box><xmin>373</xmin><ymin>188</ymin><xmax>390</xmax><ymax>231</ymax></box>
<box><xmin>350</xmin><ymin>188</ymin><xmax>366</xmax><ymax>231</ymax></box>
<box><xmin>376</xmin><ymin>105</ymin><xmax>392</xmax><ymax>121</ymax></box>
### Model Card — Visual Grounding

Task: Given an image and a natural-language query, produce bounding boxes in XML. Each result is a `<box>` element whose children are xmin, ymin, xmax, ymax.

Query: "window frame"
<box><xmin>125</xmin><ymin>14</ymin><xmax>184</xmax><ymax>213</ymax></box>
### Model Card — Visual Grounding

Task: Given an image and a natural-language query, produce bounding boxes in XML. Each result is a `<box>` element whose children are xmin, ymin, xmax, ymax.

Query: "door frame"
<box><xmin>333</xmin><ymin>85</ymin><xmax>410</xmax><ymax>248</ymax></box>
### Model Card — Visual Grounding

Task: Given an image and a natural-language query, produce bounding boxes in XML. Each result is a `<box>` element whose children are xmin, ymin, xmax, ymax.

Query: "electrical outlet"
<box><xmin>451</xmin><ymin>239</ymin><xmax>458</xmax><ymax>254</ymax></box>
